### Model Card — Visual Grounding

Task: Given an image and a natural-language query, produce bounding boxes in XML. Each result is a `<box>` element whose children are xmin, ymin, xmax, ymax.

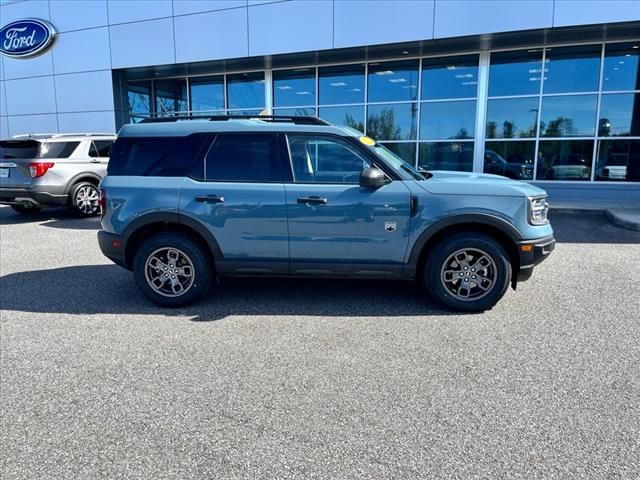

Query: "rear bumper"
<box><xmin>97</xmin><ymin>230</ymin><xmax>128</xmax><ymax>269</ymax></box>
<box><xmin>0</xmin><ymin>187</ymin><xmax>68</xmax><ymax>207</ymax></box>
<box><xmin>516</xmin><ymin>235</ymin><xmax>555</xmax><ymax>282</ymax></box>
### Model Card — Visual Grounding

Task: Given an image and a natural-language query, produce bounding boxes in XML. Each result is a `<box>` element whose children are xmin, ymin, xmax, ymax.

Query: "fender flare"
<box><xmin>64</xmin><ymin>172</ymin><xmax>103</xmax><ymax>195</ymax></box>
<box><xmin>405</xmin><ymin>213</ymin><xmax>523</xmax><ymax>275</ymax></box>
<box><xmin>121</xmin><ymin>212</ymin><xmax>223</xmax><ymax>261</ymax></box>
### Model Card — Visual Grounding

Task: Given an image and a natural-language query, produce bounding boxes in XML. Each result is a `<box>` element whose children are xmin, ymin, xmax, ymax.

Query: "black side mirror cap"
<box><xmin>359</xmin><ymin>167</ymin><xmax>387</xmax><ymax>189</ymax></box>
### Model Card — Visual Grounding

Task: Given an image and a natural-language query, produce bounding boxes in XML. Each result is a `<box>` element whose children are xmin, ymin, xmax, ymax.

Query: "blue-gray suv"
<box><xmin>98</xmin><ymin>116</ymin><xmax>554</xmax><ymax>312</ymax></box>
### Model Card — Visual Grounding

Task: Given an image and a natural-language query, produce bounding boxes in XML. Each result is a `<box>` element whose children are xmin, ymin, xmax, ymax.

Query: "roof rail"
<box><xmin>12</xmin><ymin>133</ymin><xmax>57</xmax><ymax>139</ymax></box>
<box><xmin>139</xmin><ymin>115</ymin><xmax>331</xmax><ymax>126</ymax></box>
<box><xmin>51</xmin><ymin>133</ymin><xmax>115</xmax><ymax>138</ymax></box>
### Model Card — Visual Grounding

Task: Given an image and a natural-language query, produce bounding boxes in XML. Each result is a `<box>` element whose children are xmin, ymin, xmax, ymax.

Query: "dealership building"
<box><xmin>1</xmin><ymin>0</ymin><xmax>639</xmax><ymax>204</ymax></box>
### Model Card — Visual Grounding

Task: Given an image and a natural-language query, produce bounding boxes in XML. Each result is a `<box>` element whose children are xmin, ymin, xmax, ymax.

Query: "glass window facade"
<box><xmin>318</xmin><ymin>105</ymin><xmax>365</xmax><ymax>130</ymax></box>
<box><xmin>603</xmin><ymin>42</ymin><xmax>640</xmax><ymax>91</ymax></box>
<box><xmin>190</xmin><ymin>76</ymin><xmax>224</xmax><ymax>113</ymax></box>
<box><xmin>537</xmin><ymin>140</ymin><xmax>594</xmax><ymax>180</ymax></box>
<box><xmin>540</xmin><ymin>95</ymin><xmax>598</xmax><ymax>137</ymax></box>
<box><xmin>319</xmin><ymin>64</ymin><xmax>365</xmax><ymax>105</ymax></box>
<box><xmin>367</xmin><ymin>103</ymin><xmax>418</xmax><ymax>141</ymax></box>
<box><xmin>128</xmin><ymin>81</ymin><xmax>152</xmax><ymax>115</ymax></box>
<box><xmin>486</xmin><ymin>97</ymin><xmax>539</xmax><ymax>138</ymax></box>
<box><xmin>227</xmin><ymin>72</ymin><xmax>266</xmax><ymax>110</ymax></box>
<box><xmin>485</xmin><ymin>141</ymin><xmax>535</xmax><ymax>180</ymax></box>
<box><xmin>154</xmin><ymin>79</ymin><xmax>188</xmax><ymax>115</ymax></box>
<box><xmin>421</xmin><ymin>55</ymin><xmax>479</xmax><ymax>100</ymax></box>
<box><xmin>599</xmin><ymin>93</ymin><xmax>640</xmax><ymax>137</ymax></box>
<box><xmin>488</xmin><ymin>50</ymin><xmax>543</xmax><ymax>97</ymax></box>
<box><xmin>273</xmin><ymin>68</ymin><xmax>316</xmax><ymax>108</ymax></box>
<box><xmin>486</xmin><ymin>42</ymin><xmax>640</xmax><ymax>182</ymax></box>
<box><xmin>420</xmin><ymin>100</ymin><xmax>476</xmax><ymax>140</ymax></box>
<box><xmin>367</xmin><ymin>60</ymin><xmax>419</xmax><ymax>102</ymax></box>
<box><xmin>419</xmin><ymin>142</ymin><xmax>474</xmax><ymax>172</ymax></box>
<box><xmin>125</xmin><ymin>41</ymin><xmax>640</xmax><ymax>183</ymax></box>
<box><xmin>543</xmin><ymin>45</ymin><xmax>601</xmax><ymax>94</ymax></box>
<box><xmin>271</xmin><ymin>55</ymin><xmax>478</xmax><ymax>169</ymax></box>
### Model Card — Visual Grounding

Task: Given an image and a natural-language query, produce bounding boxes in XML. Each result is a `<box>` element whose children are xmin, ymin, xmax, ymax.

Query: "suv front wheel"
<box><xmin>133</xmin><ymin>233</ymin><xmax>211</xmax><ymax>307</ymax></box>
<box><xmin>424</xmin><ymin>232</ymin><xmax>511</xmax><ymax>312</ymax></box>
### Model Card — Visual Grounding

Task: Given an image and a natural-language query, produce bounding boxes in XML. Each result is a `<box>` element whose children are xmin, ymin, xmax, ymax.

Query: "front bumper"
<box><xmin>516</xmin><ymin>235</ymin><xmax>555</xmax><ymax>282</ymax></box>
<box><xmin>97</xmin><ymin>230</ymin><xmax>128</xmax><ymax>269</ymax></box>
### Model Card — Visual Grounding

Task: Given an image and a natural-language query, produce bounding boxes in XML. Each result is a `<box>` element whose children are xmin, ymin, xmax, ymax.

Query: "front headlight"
<box><xmin>528</xmin><ymin>196</ymin><xmax>549</xmax><ymax>225</ymax></box>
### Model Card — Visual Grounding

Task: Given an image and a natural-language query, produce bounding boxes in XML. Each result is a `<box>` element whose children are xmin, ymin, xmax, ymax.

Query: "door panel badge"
<box><xmin>384</xmin><ymin>221</ymin><xmax>397</xmax><ymax>232</ymax></box>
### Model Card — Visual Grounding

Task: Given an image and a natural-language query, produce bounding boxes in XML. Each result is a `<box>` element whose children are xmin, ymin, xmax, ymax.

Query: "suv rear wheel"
<box><xmin>424</xmin><ymin>232</ymin><xmax>511</xmax><ymax>312</ymax></box>
<box><xmin>133</xmin><ymin>233</ymin><xmax>211</xmax><ymax>307</ymax></box>
<box><xmin>69</xmin><ymin>181</ymin><xmax>100</xmax><ymax>217</ymax></box>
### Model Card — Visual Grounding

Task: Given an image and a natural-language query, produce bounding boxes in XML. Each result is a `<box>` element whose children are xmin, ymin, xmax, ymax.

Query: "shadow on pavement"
<box><xmin>549</xmin><ymin>211</ymin><xmax>640</xmax><ymax>244</ymax></box>
<box><xmin>0</xmin><ymin>206</ymin><xmax>100</xmax><ymax>230</ymax></box>
<box><xmin>0</xmin><ymin>264</ymin><xmax>451</xmax><ymax>320</ymax></box>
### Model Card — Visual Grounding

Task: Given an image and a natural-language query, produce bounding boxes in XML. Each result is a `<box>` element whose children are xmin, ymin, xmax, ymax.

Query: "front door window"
<box><xmin>287</xmin><ymin>135</ymin><xmax>370</xmax><ymax>184</ymax></box>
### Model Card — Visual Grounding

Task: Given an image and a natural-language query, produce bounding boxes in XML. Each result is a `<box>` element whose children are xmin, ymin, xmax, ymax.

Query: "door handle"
<box><xmin>297</xmin><ymin>196</ymin><xmax>328</xmax><ymax>205</ymax></box>
<box><xmin>89</xmin><ymin>159</ymin><xmax>100</xmax><ymax>163</ymax></box>
<box><xmin>195</xmin><ymin>194</ymin><xmax>224</xmax><ymax>204</ymax></box>
<box><xmin>410</xmin><ymin>195</ymin><xmax>419</xmax><ymax>217</ymax></box>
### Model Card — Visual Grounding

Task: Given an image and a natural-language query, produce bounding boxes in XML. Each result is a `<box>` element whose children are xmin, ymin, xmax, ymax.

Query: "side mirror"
<box><xmin>359</xmin><ymin>167</ymin><xmax>387</xmax><ymax>189</ymax></box>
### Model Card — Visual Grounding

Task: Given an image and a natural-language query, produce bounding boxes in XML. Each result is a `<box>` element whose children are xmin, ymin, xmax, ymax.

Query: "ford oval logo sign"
<box><xmin>0</xmin><ymin>19</ymin><xmax>56</xmax><ymax>59</ymax></box>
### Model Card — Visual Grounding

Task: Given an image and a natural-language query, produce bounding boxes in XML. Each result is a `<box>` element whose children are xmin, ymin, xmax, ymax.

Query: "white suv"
<box><xmin>0</xmin><ymin>133</ymin><xmax>116</xmax><ymax>216</ymax></box>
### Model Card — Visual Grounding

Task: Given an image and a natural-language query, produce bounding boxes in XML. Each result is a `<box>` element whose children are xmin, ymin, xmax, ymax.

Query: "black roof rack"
<box><xmin>139</xmin><ymin>115</ymin><xmax>331</xmax><ymax>126</ymax></box>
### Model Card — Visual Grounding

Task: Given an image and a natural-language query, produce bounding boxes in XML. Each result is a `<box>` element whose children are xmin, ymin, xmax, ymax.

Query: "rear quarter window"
<box><xmin>38</xmin><ymin>141</ymin><xmax>80</xmax><ymax>158</ymax></box>
<box><xmin>107</xmin><ymin>134</ymin><xmax>209</xmax><ymax>177</ymax></box>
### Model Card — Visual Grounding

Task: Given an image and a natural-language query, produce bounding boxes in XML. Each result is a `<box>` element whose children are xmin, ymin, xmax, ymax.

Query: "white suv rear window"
<box><xmin>38</xmin><ymin>141</ymin><xmax>80</xmax><ymax>158</ymax></box>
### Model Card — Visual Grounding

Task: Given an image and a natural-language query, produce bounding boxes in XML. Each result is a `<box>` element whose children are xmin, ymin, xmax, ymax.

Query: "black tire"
<box><xmin>11</xmin><ymin>204</ymin><xmax>42</xmax><ymax>214</ymax></box>
<box><xmin>133</xmin><ymin>232</ymin><xmax>211</xmax><ymax>308</ymax></box>
<box><xmin>69</xmin><ymin>181</ymin><xmax>100</xmax><ymax>217</ymax></box>
<box><xmin>424</xmin><ymin>232</ymin><xmax>512</xmax><ymax>312</ymax></box>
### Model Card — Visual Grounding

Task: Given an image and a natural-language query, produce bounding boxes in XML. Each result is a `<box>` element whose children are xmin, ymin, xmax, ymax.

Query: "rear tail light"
<box><xmin>99</xmin><ymin>188</ymin><xmax>106</xmax><ymax>217</ymax></box>
<box><xmin>28</xmin><ymin>162</ymin><xmax>55</xmax><ymax>178</ymax></box>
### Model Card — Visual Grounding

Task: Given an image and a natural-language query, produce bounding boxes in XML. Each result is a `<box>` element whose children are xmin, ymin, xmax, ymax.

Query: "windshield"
<box><xmin>368</xmin><ymin>143</ymin><xmax>427</xmax><ymax>180</ymax></box>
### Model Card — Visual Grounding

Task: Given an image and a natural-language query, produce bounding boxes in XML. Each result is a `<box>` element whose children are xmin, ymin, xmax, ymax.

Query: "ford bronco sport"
<box><xmin>0</xmin><ymin>133</ymin><xmax>116</xmax><ymax>216</ymax></box>
<box><xmin>97</xmin><ymin>116</ymin><xmax>554</xmax><ymax>312</ymax></box>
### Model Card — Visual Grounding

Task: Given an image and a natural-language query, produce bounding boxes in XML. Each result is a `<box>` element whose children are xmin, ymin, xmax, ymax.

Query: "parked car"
<box><xmin>0</xmin><ymin>133</ymin><xmax>116</xmax><ymax>216</ymax></box>
<box><xmin>594</xmin><ymin>152</ymin><xmax>628</xmax><ymax>181</ymax></box>
<box><xmin>484</xmin><ymin>150</ymin><xmax>534</xmax><ymax>180</ymax></box>
<box><xmin>98</xmin><ymin>116</ymin><xmax>554</xmax><ymax>312</ymax></box>
<box><xmin>543</xmin><ymin>154</ymin><xmax>590</xmax><ymax>180</ymax></box>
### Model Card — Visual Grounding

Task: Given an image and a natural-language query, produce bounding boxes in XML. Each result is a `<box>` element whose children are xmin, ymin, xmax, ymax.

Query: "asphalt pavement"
<box><xmin>1</xmin><ymin>206</ymin><xmax>639</xmax><ymax>479</ymax></box>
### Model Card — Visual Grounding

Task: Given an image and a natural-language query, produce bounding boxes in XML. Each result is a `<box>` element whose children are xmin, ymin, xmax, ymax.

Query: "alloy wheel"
<box><xmin>440</xmin><ymin>248</ymin><xmax>497</xmax><ymax>301</ymax></box>
<box><xmin>144</xmin><ymin>247</ymin><xmax>196</xmax><ymax>298</ymax></box>
<box><xmin>75</xmin><ymin>185</ymin><xmax>99</xmax><ymax>215</ymax></box>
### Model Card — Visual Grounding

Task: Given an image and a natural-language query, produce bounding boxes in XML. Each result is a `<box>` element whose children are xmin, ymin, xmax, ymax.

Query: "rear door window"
<box><xmin>38</xmin><ymin>141</ymin><xmax>80</xmax><ymax>158</ymax></box>
<box><xmin>107</xmin><ymin>134</ymin><xmax>209</xmax><ymax>177</ymax></box>
<box><xmin>204</xmin><ymin>133</ymin><xmax>287</xmax><ymax>182</ymax></box>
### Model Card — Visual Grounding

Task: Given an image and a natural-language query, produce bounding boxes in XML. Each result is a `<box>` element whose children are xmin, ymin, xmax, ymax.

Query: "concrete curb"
<box><xmin>549</xmin><ymin>207</ymin><xmax>604</xmax><ymax>215</ymax></box>
<box><xmin>605</xmin><ymin>209</ymin><xmax>640</xmax><ymax>232</ymax></box>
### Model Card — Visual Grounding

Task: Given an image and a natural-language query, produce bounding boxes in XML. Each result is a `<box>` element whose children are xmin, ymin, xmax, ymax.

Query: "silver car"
<box><xmin>0</xmin><ymin>133</ymin><xmax>116</xmax><ymax>216</ymax></box>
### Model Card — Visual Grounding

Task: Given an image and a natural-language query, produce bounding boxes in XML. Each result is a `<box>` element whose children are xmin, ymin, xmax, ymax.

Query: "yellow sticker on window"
<box><xmin>359</xmin><ymin>136</ymin><xmax>376</xmax><ymax>146</ymax></box>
